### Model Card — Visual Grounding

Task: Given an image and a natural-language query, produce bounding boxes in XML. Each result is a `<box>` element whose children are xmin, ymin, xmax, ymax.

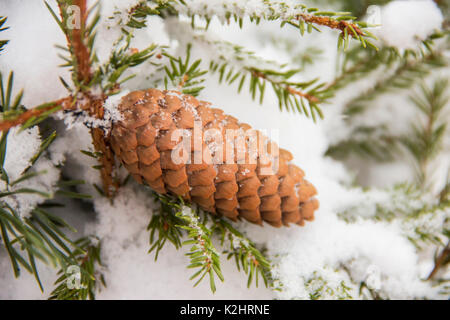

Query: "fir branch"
<box><xmin>176</xmin><ymin>0</ymin><xmax>378</xmax><ymax>49</ymax></box>
<box><xmin>94</xmin><ymin>34</ymin><xmax>161</xmax><ymax>94</ymax></box>
<box><xmin>0</xmin><ymin>204</ymin><xmax>80</xmax><ymax>291</ymax></box>
<box><xmin>122</xmin><ymin>1</ymin><xmax>377</xmax><ymax>49</ymax></box>
<box><xmin>148</xmin><ymin>193</ymin><xmax>223</xmax><ymax>293</ymax></box>
<box><xmin>204</xmin><ymin>38</ymin><xmax>327</xmax><ymax>120</ymax></box>
<box><xmin>147</xmin><ymin>196</ymin><xmax>184</xmax><ymax>260</ymax></box>
<box><xmin>147</xmin><ymin>192</ymin><xmax>272</xmax><ymax>292</ymax></box>
<box><xmin>49</xmin><ymin>236</ymin><xmax>105</xmax><ymax>300</ymax></box>
<box><xmin>0</xmin><ymin>131</ymin><xmax>93</xmax><ymax>292</ymax></box>
<box><xmin>325</xmin><ymin>126</ymin><xmax>399</xmax><ymax>162</ymax></box>
<box><xmin>401</xmin><ymin>78</ymin><xmax>449</xmax><ymax>186</ymax></box>
<box><xmin>1</xmin><ymin>177</ymin><xmax>96</xmax><ymax>293</ymax></box>
<box><xmin>0</xmin><ymin>71</ymin><xmax>74</xmax><ymax>132</ymax></box>
<box><xmin>343</xmin><ymin>47</ymin><xmax>447</xmax><ymax>118</ymax></box>
<box><xmin>304</xmin><ymin>269</ymin><xmax>356</xmax><ymax>300</ymax></box>
<box><xmin>162</xmin><ymin>44</ymin><xmax>207</xmax><ymax>96</ymax></box>
<box><xmin>46</xmin><ymin>0</ymin><xmax>119</xmax><ymax>198</ymax></box>
<box><xmin>427</xmin><ymin>240</ymin><xmax>450</xmax><ymax>280</ymax></box>
<box><xmin>326</xmin><ymin>34</ymin><xmax>448</xmax><ymax>163</ymax></box>
<box><xmin>47</xmin><ymin>0</ymin><xmax>97</xmax><ymax>88</ymax></box>
<box><xmin>339</xmin><ymin>183</ymin><xmax>449</xmax><ymax>250</ymax></box>
<box><xmin>126</xmin><ymin>0</ymin><xmax>178</xmax><ymax>29</ymax></box>
<box><xmin>327</xmin><ymin>45</ymin><xmax>399</xmax><ymax>92</ymax></box>
<box><xmin>211</xmin><ymin>217</ymin><xmax>272</xmax><ymax>288</ymax></box>
<box><xmin>0</xmin><ymin>16</ymin><xmax>9</xmax><ymax>54</ymax></box>
<box><xmin>329</xmin><ymin>31</ymin><xmax>447</xmax><ymax>99</ymax></box>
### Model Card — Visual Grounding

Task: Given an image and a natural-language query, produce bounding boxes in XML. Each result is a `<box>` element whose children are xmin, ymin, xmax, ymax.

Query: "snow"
<box><xmin>60</xmin><ymin>90</ymin><xmax>127</xmax><ymax>133</ymax></box>
<box><xmin>3</xmin><ymin>127</ymin><xmax>41</xmax><ymax>182</ymax></box>
<box><xmin>1</xmin><ymin>126</ymin><xmax>61</xmax><ymax>218</ymax></box>
<box><xmin>103</xmin><ymin>91</ymin><xmax>127</xmax><ymax>120</ymax></box>
<box><xmin>374</xmin><ymin>0</ymin><xmax>444</xmax><ymax>50</ymax></box>
<box><xmin>0</xmin><ymin>0</ymin><xmax>70</xmax><ymax>107</ymax></box>
<box><xmin>87</xmin><ymin>184</ymin><xmax>273</xmax><ymax>299</ymax></box>
<box><xmin>49</xmin><ymin>122</ymin><xmax>103</xmax><ymax>195</ymax></box>
<box><xmin>174</xmin><ymin>0</ymin><xmax>318</xmax><ymax>23</ymax></box>
<box><xmin>0</xmin><ymin>0</ymin><xmax>448</xmax><ymax>300</ymax></box>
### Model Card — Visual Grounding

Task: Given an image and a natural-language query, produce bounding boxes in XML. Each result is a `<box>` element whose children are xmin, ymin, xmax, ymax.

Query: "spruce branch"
<box><xmin>211</xmin><ymin>217</ymin><xmax>272</xmax><ymax>288</ymax></box>
<box><xmin>339</xmin><ymin>183</ymin><xmax>449</xmax><ymax>250</ymax></box>
<box><xmin>47</xmin><ymin>0</ymin><xmax>165</xmax><ymax>198</ymax></box>
<box><xmin>0</xmin><ymin>115</ymin><xmax>93</xmax><ymax>292</ymax></box>
<box><xmin>0</xmin><ymin>115</ymin><xmax>95</xmax><ymax>293</ymax></box>
<box><xmin>326</xmin><ymin>33</ymin><xmax>448</xmax><ymax>163</ymax></box>
<box><xmin>178</xmin><ymin>206</ymin><xmax>224</xmax><ymax>293</ymax></box>
<box><xmin>296</xmin><ymin>12</ymin><xmax>364</xmax><ymax>36</ymax></box>
<box><xmin>126</xmin><ymin>0</ymin><xmax>178</xmax><ymax>29</ymax></box>
<box><xmin>293</xmin><ymin>12</ymin><xmax>377</xmax><ymax>51</ymax></box>
<box><xmin>0</xmin><ymin>71</ymin><xmax>118</xmax><ymax>197</ymax></box>
<box><xmin>0</xmin><ymin>16</ymin><xmax>9</xmax><ymax>54</ymax></box>
<box><xmin>204</xmin><ymin>38</ymin><xmax>327</xmax><ymax>119</ymax></box>
<box><xmin>147</xmin><ymin>194</ymin><xmax>184</xmax><ymax>260</ymax></box>
<box><xmin>327</xmin><ymin>45</ymin><xmax>398</xmax><ymax>92</ymax></box>
<box><xmin>343</xmin><ymin>45</ymin><xmax>447</xmax><ymax>118</ymax></box>
<box><xmin>325</xmin><ymin>126</ymin><xmax>399</xmax><ymax>162</ymax></box>
<box><xmin>0</xmin><ymin>71</ymin><xmax>73</xmax><ymax>132</ymax></box>
<box><xmin>425</xmin><ymin>174</ymin><xmax>449</xmax><ymax>282</ymax></box>
<box><xmin>94</xmin><ymin>34</ymin><xmax>161</xmax><ymax>94</ymax></box>
<box><xmin>162</xmin><ymin>44</ymin><xmax>207</xmax><ymax>96</ymax></box>
<box><xmin>47</xmin><ymin>0</ymin><xmax>97</xmax><ymax>88</ymax></box>
<box><xmin>427</xmin><ymin>240</ymin><xmax>450</xmax><ymax>280</ymax></box>
<box><xmin>122</xmin><ymin>1</ymin><xmax>377</xmax><ymax>49</ymax></box>
<box><xmin>1</xmin><ymin>1</ymin><xmax>166</xmax><ymax>195</ymax></box>
<box><xmin>320</xmin><ymin>0</ymin><xmax>391</xmax><ymax>20</ymax></box>
<box><xmin>49</xmin><ymin>236</ymin><xmax>105</xmax><ymax>300</ymax></box>
<box><xmin>0</xmin><ymin>206</ymin><xmax>73</xmax><ymax>291</ymax></box>
<box><xmin>148</xmin><ymin>193</ymin><xmax>223</xmax><ymax>293</ymax></box>
<box><xmin>329</xmin><ymin>31</ymin><xmax>447</xmax><ymax>95</ymax></box>
<box><xmin>147</xmin><ymin>192</ymin><xmax>272</xmax><ymax>292</ymax></box>
<box><xmin>179</xmin><ymin>0</ymin><xmax>377</xmax><ymax>49</ymax></box>
<box><xmin>47</xmin><ymin>0</ymin><xmax>120</xmax><ymax>198</ymax></box>
<box><xmin>0</xmin><ymin>199</ymin><xmax>88</xmax><ymax>293</ymax></box>
<box><xmin>304</xmin><ymin>269</ymin><xmax>356</xmax><ymax>300</ymax></box>
<box><xmin>401</xmin><ymin>78</ymin><xmax>449</xmax><ymax>187</ymax></box>
<box><xmin>0</xmin><ymin>94</ymin><xmax>72</xmax><ymax>134</ymax></box>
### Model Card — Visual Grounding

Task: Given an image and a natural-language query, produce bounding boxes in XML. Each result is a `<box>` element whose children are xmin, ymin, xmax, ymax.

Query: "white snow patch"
<box><xmin>375</xmin><ymin>0</ymin><xmax>443</xmax><ymax>50</ymax></box>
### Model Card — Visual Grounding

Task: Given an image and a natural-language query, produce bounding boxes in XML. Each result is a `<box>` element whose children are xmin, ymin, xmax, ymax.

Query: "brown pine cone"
<box><xmin>110</xmin><ymin>89</ymin><xmax>319</xmax><ymax>227</ymax></box>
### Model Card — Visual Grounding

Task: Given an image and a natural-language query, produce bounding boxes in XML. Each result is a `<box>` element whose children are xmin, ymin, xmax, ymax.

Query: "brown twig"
<box><xmin>427</xmin><ymin>241</ymin><xmax>450</xmax><ymax>280</ymax></box>
<box><xmin>57</xmin><ymin>0</ymin><xmax>118</xmax><ymax>198</ymax></box>
<box><xmin>297</xmin><ymin>13</ymin><xmax>365</xmax><ymax>38</ymax></box>
<box><xmin>250</xmin><ymin>69</ymin><xmax>320</xmax><ymax>104</ymax></box>
<box><xmin>286</xmin><ymin>86</ymin><xmax>320</xmax><ymax>104</ymax></box>
<box><xmin>0</xmin><ymin>1</ymin><xmax>118</xmax><ymax>198</ymax></box>
<box><xmin>58</xmin><ymin>0</ymin><xmax>92</xmax><ymax>84</ymax></box>
<box><xmin>0</xmin><ymin>97</ymin><xmax>72</xmax><ymax>132</ymax></box>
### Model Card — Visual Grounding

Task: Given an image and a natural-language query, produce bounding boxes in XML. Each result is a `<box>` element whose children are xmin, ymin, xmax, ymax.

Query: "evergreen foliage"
<box><xmin>0</xmin><ymin>0</ymin><xmax>448</xmax><ymax>300</ymax></box>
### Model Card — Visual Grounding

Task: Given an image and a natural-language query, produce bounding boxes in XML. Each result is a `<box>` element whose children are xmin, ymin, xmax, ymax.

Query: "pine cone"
<box><xmin>110</xmin><ymin>89</ymin><xmax>319</xmax><ymax>227</ymax></box>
